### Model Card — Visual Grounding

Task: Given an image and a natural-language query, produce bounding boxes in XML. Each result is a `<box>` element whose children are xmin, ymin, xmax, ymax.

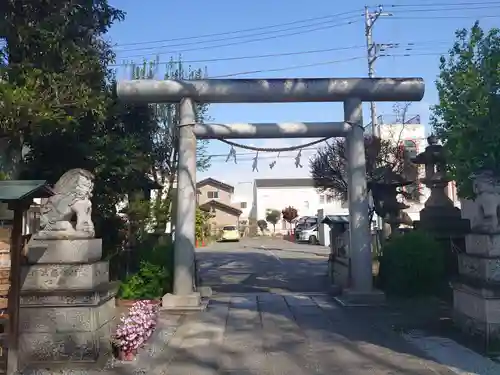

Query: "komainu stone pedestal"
<box><xmin>452</xmin><ymin>171</ymin><xmax>500</xmax><ymax>349</ymax></box>
<box><xmin>19</xmin><ymin>238</ymin><xmax>118</xmax><ymax>369</ymax></box>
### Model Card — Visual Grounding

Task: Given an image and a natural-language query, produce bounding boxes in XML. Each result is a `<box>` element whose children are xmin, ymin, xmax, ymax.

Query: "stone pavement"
<box><xmin>110</xmin><ymin>292</ymin><xmax>456</xmax><ymax>375</ymax></box>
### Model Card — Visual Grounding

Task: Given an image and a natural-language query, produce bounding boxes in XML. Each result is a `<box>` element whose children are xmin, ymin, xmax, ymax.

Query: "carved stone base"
<box><xmin>466</xmin><ymin>233</ymin><xmax>500</xmax><ymax>257</ymax></box>
<box><xmin>458</xmin><ymin>253</ymin><xmax>500</xmax><ymax>283</ymax></box>
<box><xmin>19</xmin><ymin>296</ymin><xmax>115</xmax><ymax>363</ymax></box>
<box><xmin>26</xmin><ymin>238</ymin><xmax>103</xmax><ymax>264</ymax></box>
<box><xmin>414</xmin><ymin>205</ymin><xmax>470</xmax><ymax>234</ymax></box>
<box><xmin>452</xmin><ymin>281</ymin><xmax>500</xmax><ymax>347</ymax></box>
<box><xmin>19</xmin><ymin>238</ymin><xmax>117</xmax><ymax>370</ymax></box>
<box><xmin>21</xmin><ymin>261</ymin><xmax>109</xmax><ymax>291</ymax></box>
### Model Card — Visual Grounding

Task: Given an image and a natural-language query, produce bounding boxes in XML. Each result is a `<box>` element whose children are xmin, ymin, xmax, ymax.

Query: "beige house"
<box><xmin>196</xmin><ymin>178</ymin><xmax>242</xmax><ymax>230</ymax></box>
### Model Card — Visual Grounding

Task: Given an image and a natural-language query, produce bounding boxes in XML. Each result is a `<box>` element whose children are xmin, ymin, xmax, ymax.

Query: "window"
<box><xmin>304</xmin><ymin>201</ymin><xmax>309</xmax><ymax>209</ymax></box>
<box><xmin>207</xmin><ymin>191</ymin><xmax>219</xmax><ymax>199</ymax></box>
<box><xmin>319</xmin><ymin>195</ymin><xmax>325</xmax><ymax>204</ymax></box>
<box><xmin>240</xmin><ymin>202</ymin><xmax>247</xmax><ymax>209</ymax></box>
<box><xmin>326</xmin><ymin>195</ymin><xmax>334</xmax><ymax>204</ymax></box>
<box><xmin>223</xmin><ymin>225</ymin><xmax>236</xmax><ymax>231</ymax></box>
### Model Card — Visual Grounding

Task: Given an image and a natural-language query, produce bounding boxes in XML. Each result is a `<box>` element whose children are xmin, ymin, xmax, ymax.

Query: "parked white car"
<box><xmin>297</xmin><ymin>226</ymin><xmax>319</xmax><ymax>245</ymax></box>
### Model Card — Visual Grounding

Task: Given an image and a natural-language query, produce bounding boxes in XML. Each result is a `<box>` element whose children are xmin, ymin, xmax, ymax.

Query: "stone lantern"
<box><xmin>411</xmin><ymin>135</ymin><xmax>469</xmax><ymax>234</ymax></box>
<box><xmin>369</xmin><ymin>166</ymin><xmax>413</xmax><ymax>236</ymax></box>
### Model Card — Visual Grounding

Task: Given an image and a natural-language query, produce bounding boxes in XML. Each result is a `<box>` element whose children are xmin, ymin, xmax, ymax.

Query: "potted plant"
<box><xmin>112</xmin><ymin>300</ymin><xmax>159</xmax><ymax>361</ymax></box>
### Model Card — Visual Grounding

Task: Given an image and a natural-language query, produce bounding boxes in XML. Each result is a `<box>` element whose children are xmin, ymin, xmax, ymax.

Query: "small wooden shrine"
<box><xmin>0</xmin><ymin>181</ymin><xmax>53</xmax><ymax>375</ymax></box>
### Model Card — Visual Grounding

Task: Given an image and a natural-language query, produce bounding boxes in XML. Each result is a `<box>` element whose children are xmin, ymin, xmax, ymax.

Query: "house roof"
<box><xmin>199</xmin><ymin>200</ymin><xmax>242</xmax><ymax>216</ymax></box>
<box><xmin>0</xmin><ymin>180</ymin><xmax>54</xmax><ymax>202</ymax></box>
<box><xmin>255</xmin><ymin>178</ymin><xmax>315</xmax><ymax>188</ymax></box>
<box><xmin>197</xmin><ymin>178</ymin><xmax>234</xmax><ymax>193</ymax></box>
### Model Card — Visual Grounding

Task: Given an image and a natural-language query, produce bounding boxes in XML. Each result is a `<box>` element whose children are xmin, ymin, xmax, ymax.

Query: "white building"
<box><xmin>249</xmin><ymin>178</ymin><xmax>348</xmax><ymax>234</ymax></box>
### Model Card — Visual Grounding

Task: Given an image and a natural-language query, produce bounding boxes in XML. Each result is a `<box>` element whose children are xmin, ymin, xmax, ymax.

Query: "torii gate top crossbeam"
<box><xmin>117</xmin><ymin>77</ymin><xmax>424</xmax><ymax>104</ymax></box>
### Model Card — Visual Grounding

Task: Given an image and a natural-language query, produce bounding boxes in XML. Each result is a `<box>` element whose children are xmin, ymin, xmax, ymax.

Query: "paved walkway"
<box><xmin>112</xmin><ymin>292</ymin><xmax>456</xmax><ymax>375</ymax></box>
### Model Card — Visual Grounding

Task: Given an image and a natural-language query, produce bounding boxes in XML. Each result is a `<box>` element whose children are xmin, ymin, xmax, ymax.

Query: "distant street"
<box><xmin>196</xmin><ymin>237</ymin><xmax>331</xmax><ymax>294</ymax></box>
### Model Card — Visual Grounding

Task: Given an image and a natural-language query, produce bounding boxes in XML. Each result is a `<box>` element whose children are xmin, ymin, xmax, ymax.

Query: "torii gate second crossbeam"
<box><xmin>117</xmin><ymin>77</ymin><xmax>425</xmax><ymax>308</ymax></box>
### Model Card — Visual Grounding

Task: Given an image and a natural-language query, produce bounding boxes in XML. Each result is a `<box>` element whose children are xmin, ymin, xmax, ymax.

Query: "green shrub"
<box><xmin>377</xmin><ymin>231</ymin><xmax>445</xmax><ymax>297</ymax></box>
<box><xmin>118</xmin><ymin>242</ymin><xmax>174</xmax><ymax>299</ymax></box>
<box><xmin>118</xmin><ymin>261</ymin><xmax>169</xmax><ymax>300</ymax></box>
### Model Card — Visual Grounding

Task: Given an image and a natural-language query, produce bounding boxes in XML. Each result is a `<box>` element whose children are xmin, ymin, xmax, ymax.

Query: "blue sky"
<box><xmin>108</xmin><ymin>0</ymin><xmax>499</xmax><ymax>191</ymax></box>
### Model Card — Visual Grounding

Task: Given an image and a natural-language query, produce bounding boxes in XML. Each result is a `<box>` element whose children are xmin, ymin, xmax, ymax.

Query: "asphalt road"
<box><xmin>196</xmin><ymin>237</ymin><xmax>331</xmax><ymax>294</ymax></box>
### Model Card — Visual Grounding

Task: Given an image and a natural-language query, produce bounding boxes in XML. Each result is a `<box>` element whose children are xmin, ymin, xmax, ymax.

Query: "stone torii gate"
<box><xmin>117</xmin><ymin>77</ymin><xmax>425</xmax><ymax>308</ymax></box>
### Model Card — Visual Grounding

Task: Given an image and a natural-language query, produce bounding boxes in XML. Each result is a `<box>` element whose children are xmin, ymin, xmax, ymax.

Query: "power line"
<box><xmin>110</xmin><ymin>45</ymin><xmax>365</xmax><ymax>67</ymax></box>
<box><xmin>390</xmin><ymin>4</ymin><xmax>500</xmax><ymax>12</ymax></box>
<box><xmin>110</xmin><ymin>40</ymin><xmax>452</xmax><ymax>68</ymax></box>
<box><xmin>390</xmin><ymin>14</ymin><xmax>500</xmax><ymax>19</ymax></box>
<box><xmin>383</xmin><ymin>1</ymin><xmax>500</xmax><ymax>7</ymax></box>
<box><xmin>115</xmin><ymin>15</ymin><xmax>361</xmax><ymax>53</ymax></box>
<box><xmin>209</xmin><ymin>56</ymin><xmax>365</xmax><ymax>78</ymax></box>
<box><xmin>114</xmin><ymin>9</ymin><xmax>364</xmax><ymax>47</ymax></box>
<box><xmin>112</xmin><ymin>50</ymin><xmax>448</xmax><ymax>78</ymax></box>
<box><xmin>115</xmin><ymin>19</ymin><xmax>362</xmax><ymax>59</ymax></box>
<box><xmin>112</xmin><ymin>3</ymin><xmax>500</xmax><ymax>53</ymax></box>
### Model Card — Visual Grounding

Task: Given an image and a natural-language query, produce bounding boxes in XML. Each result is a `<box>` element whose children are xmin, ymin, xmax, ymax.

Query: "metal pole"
<box><xmin>365</xmin><ymin>6</ymin><xmax>380</xmax><ymax>138</ymax></box>
<box><xmin>172</xmin><ymin>97</ymin><xmax>197</xmax><ymax>296</ymax></box>
<box><xmin>345</xmin><ymin>98</ymin><xmax>373</xmax><ymax>294</ymax></box>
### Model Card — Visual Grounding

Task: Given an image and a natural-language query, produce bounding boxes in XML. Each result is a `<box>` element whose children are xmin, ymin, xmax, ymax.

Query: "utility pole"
<box><xmin>364</xmin><ymin>6</ymin><xmax>393</xmax><ymax>138</ymax></box>
<box><xmin>364</xmin><ymin>6</ymin><xmax>394</xmax><ymax>238</ymax></box>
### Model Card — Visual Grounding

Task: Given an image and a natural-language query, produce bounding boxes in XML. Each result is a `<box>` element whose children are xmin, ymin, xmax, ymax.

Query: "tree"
<box><xmin>257</xmin><ymin>219</ymin><xmax>268</xmax><ymax>233</ymax></box>
<box><xmin>0</xmin><ymin>1</ymin><xmax>125</xmax><ymax>178</ymax></box>
<box><xmin>1</xmin><ymin>1</ymin><xmax>160</xmax><ymax>275</ymax></box>
<box><xmin>282</xmin><ymin>206</ymin><xmax>298</xmax><ymax>228</ymax></box>
<box><xmin>125</xmin><ymin>57</ymin><xmax>212</xmax><ymax>232</ymax></box>
<box><xmin>311</xmin><ymin>136</ymin><xmax>416</xmax><ymax>218</ymax></box>
<box><xmin>431</xmin><ymin>22</ymin><xmax>500</xmax><ymax>198</ymax></box>
<box><xmin>265</xmin><ymin>209</ymin><xmax>281</xmax><ymax>233</ymax></box>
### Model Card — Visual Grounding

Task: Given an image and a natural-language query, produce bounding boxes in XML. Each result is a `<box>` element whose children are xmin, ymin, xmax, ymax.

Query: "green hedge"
<box><xmin>377</xmin><ymin>230</ymin><xmax>446</xmax><ymax>297</ymax></box>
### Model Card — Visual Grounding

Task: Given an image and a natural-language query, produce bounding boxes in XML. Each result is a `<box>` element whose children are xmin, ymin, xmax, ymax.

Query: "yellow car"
<box><xmin>220</xmin><ymin>225</ymin><xmax>240</xmax><ymax>242</ymax></box>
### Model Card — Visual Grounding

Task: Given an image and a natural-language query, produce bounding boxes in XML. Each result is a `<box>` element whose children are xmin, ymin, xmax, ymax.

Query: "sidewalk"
<box><xmin>111</xmin><ymin>292</ymin><xmax>457</xmax><ymax>375</ymax></box>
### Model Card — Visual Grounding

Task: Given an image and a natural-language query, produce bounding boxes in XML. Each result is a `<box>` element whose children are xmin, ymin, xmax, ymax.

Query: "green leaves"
<box><xmin>431</xmin><ymin>22</ymin><xmax>500</xmax><ymax>198</ymax></box>
<box><xmin>377</xmin><ymin>231</ymin><xmax>446</xmax><ymax>297</ymax></box>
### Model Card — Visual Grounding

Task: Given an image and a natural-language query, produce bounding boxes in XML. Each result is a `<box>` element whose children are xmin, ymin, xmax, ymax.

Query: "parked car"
<box><xmin>295</xmin><ymin>216</ymin><xmax>318</xmax><ymax>241</ymax></box>
<box><xmin>297</xmin><ymin>225</ymin><xmax>319</xmax><ymax>245</ymax></box>
<box><xmin>220</xmin><ymin>225</ymin><xmax>240</xmax><ymax>242</ymax></box>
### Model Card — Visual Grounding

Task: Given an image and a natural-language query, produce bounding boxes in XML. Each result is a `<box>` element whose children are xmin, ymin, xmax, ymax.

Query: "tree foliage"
<box><xmin>282</xmin><ymin>206</ymin><xmax>298</xmax><ymax>223</ymax></box>
<box><xmin>257</xmin><ymin>219</ymin><xmax>268</xmax><ymax>232</ymax></box>
<box><xmin>126</xmin><ymin>57</ymin><xmax>212</xmax><ymax>232</ymax></box>
<box><xmin>431</xmin><ymin>22</ymin><xmax>500</xmax><ymax>198</ymax></box>
<box><xmin>310</xmin><ymin>135</ymin><xmax>417</xmax><ymax>205</ymax></box>
<box><xmin>265</xmin><ymin>209</ymin><xmax>281</xmax><ymax>232</ymax></box>
<box><xmin>1</xmin><ymin>1</ymin><xmax>159</xmax><ymax>271</ymax></box>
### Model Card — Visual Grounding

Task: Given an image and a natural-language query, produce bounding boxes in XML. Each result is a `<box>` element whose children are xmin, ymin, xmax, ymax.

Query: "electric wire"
<box><xmin>114</xmin><ymin>9</ymin><xmax>365</xmax><ymax>47</ymax></box>
<box><xmin>115</xmin><ymin>19</ymin><xmax>362</xmax><ymax>59</ymax></box>
<box><xmin>109</xmin><ymin>40</ymin><xmax>451</xmax><ymax>68</ymax></box>
<box><xmin>115</xmin><ymin>15</ymin><xmax>362</xmax><ymax>53</ymax></box>
<box><xmin>113</xmin><ymin>3</ymin><xmax>500</xmax><ymax>54</ymax></box>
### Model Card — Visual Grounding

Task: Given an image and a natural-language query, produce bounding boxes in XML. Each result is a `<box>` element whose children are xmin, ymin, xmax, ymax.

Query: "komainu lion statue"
<box><xmin>34</xmin><ymin>168</ymin><xmax>95</xmax><ymax>239</ymax></box>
